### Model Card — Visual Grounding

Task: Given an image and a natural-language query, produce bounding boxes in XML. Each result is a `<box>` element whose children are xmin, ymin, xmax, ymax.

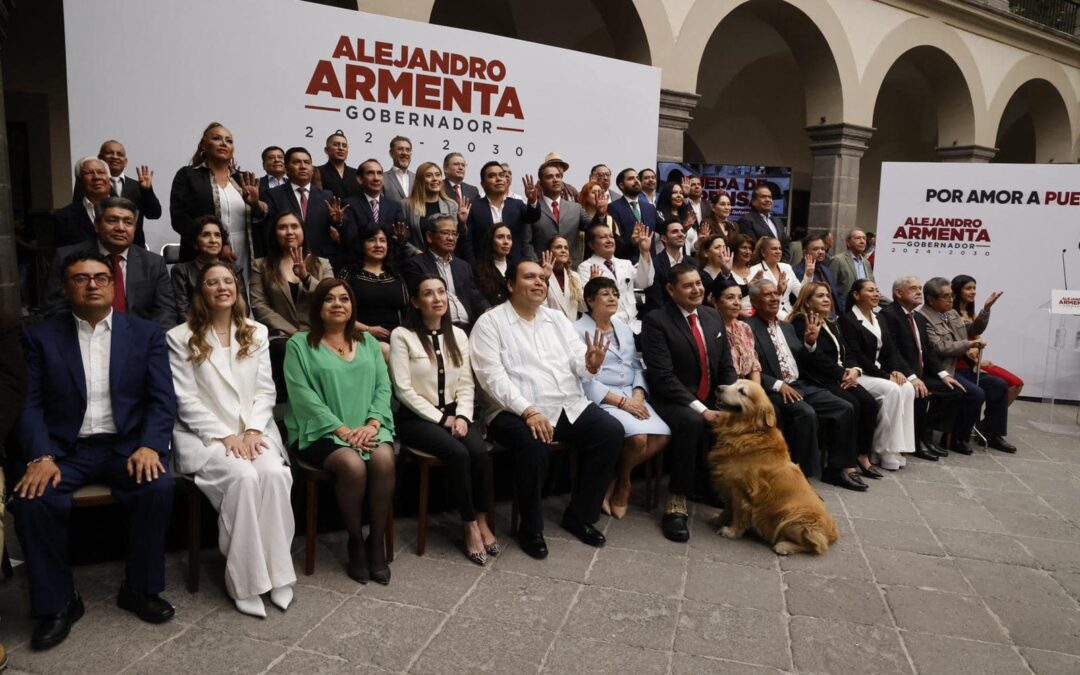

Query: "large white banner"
<box><xmin>874</xmin><ymin>162</ymin><xmax>1080</xmax><ymax>399</ymax></box>
<box><xmin>63</xmin><ymin>0</ymin><xmax>660</xmax><ymax>253</ymax></box>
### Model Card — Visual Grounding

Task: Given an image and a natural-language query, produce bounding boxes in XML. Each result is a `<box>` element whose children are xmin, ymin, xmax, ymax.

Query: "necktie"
<box><xmin>687</xmin><ymin>313</ymin><xmax>710</xmax><ymax>401</ymax></box>
<box><xmin>764</xmin><ymin>214</ymin><xmax>776</xmax><ymax>236</ymax></box>
<box><xmin>110</xmin><ymin>253</ymin><xmax>127</xmax><ymax>313</ymax></box>
<box><xmin>454</xmin><ymin>184</ymin><xmax>462</xmax><ymax>202</ymax></box>
<box><xmin>370</xmin><ymin>198</ymin><xmax>380</xmax><ymax>222</ymax></box>
<box><xmin>907</xmin><ymin>312</ymin><xmax>923</xmax><ymax>377</ymax></box>
<box><xmin>111</xmin><ymin>178</ymin><xmax>122</xmax><ymax>197</ymax></box>
<box><xmin>552</xmin><ymin>199</ymin><xmax>560</xmax><ymax>222</ymax></box>
<box><xmin>298</xmin><ymin>187</ymin><xmax>308</xmax><ymax>219</ymax></box>
<box><xmin>629</xmin><ymin>200</ymin><xmax>641</xmax><ymax>222</ymax></box>
<box><xmin>604</xmin><ymin>259</ymin><xmax>616</xmax><ymax>276</ymax></box>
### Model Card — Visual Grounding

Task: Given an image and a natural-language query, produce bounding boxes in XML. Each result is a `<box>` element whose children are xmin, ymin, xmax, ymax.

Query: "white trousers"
<box><xmin>194</xmin><ymin>448</ymin><xmax>296</xmax><ymax>600</ymax></box>
<box><xmin>857</xmin><ymin>376</ymin><xmax>916</xmax><ymax>470</ymax></box>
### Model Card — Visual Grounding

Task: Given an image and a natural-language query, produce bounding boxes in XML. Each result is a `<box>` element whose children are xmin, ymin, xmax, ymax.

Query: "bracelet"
<box><xmin>243</xmin><ymin>430</ymin><xmax>261</xmax><ymax>436</ymax></box>
<box><xmin>617</xmin><ymin>396</ymin><xmax>627</xmax><ymax>409</ymax></box>
<box><xmin>523</xmin><ymin>410</ymin><xmax>540</xmax><ymax>420</ymax></box>
<box><xmin>28</xmin><ymin>455</ymin><xmax>55</xmax><ymax>467</ymax></box>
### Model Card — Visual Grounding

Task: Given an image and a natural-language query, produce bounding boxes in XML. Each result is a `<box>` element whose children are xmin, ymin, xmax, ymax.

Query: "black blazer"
<box><xmin>640</xmin><ymin>303</ymin><xmax>737</xmax><ymax>409</ymax></box>
<box><xmin>265</xmin><ymin>182</ymin><xmax>344</xmax><ymax>268</ymax></box>
<box><xmin>879</xmin><ymin>302</ymin><xmax>946</xmax><ymax>379</ymax></box>
<box><xmin>402</xmin><ymin>251</ymin><xmax>489</xmax><ymax>325</ymax></box>
<box><xmin>791</xmin><ymin>314</ymin><xmax>857</xmax><ymax>384</ymax></box>
<box><xmin>745</xmin><ymin>314</ymin><xmax>813</xmax><ymax>391</ymax></box>
<box><xmin>44</xmin><ymin>240</ymin><xmax>177</xmax><ymax>330</ymax></box>
<box><xmin>737</xmin><ymin>210</ymin><xmax>789</xmax><ymax>261</ymax></box>
<box><xmin>608</xmin><ymin>197</ymin><xmax>660</xmax><ymax>260</ymax></box>
<box><xmin>341</xmin><ymin>192</ymin><xmax>406</xmax><ymax>270</ymax></box>
<box><xmin>170</xmin><ymin>165</ymin><xmax>261</xmax><ymax>261</ymax></box>
<box><xmin>51</xmin><ymin>202</ymin><xmax>96</xmax><ymax>250</ymax></box>
<box><xmin>73</xmin><ymin>176</ymin><xmax>162</xmax><ymax>248</ymax></box>
<box><xmin>466</xmin><ymin>197</ymin><xmax>540</xmax><ymax>264</ymax></box>
<box><xmin>446</xmin><ymin>181</ymin><xmax>481</xmax><ymax>205</ymax></box>
<box><xmin>644</xmin><ymin>248</ymin><xmax>694</xmax><ymax>312</ymax></box>
<box><xmin>0</xmin><ymin>312</ymin><xmax>27</xmax><ymax>460</ymax></box>
<box><xmin>837</xmin><ymin>309</ymin><xmax>908</xmax><ymax>379</ymax></box>
<box><xmin>317</xmin><ymin>162</ymin><xmax>360</xmax><ymax>200</ymax></box>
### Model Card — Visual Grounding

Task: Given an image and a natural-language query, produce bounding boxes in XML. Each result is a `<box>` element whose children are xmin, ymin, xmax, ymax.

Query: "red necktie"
<box><xmin>110</xmin><ymin>253</ymin><xmax>127</xmax><ymax>313</ymax></box>
<box><xmin>454</xmin><ymin>184</ymin><xmax>462</xmax><ymax>201</ymax></box>
<box><xmin>298</xmin><ymin>187</ymin><xmax>308</xmax><ymax>219</ymax></box>
<box><xmin>907</xmin><ymin>312</ymin><xmax>923</xmax><ymax>377</ymax></box>
<box><xmin>688</xmin><ymin>313</ymin><xmax>710</xmax><ymax>401</ymax></box>
<box><xmin>552</xmin><ymin>199</ymin><xmax>560</xmax><ymax>222</ymax></box>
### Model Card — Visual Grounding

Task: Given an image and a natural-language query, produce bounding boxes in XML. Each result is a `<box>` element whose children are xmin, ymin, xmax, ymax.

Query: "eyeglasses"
<box><xmin>203</xmin><ymin>277</ymin><xmax>236</xmax><ymax>288</ymax></box>
<box><xmin>69</xmin><ymin>273</ymin><xmax>113</xmax><ymax>286</ymax></box>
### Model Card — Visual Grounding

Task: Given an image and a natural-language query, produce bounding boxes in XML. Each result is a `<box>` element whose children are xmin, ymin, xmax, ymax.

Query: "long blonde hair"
<box><xmin>406</xmin><ymin>161</ymin><xmax>453</xmax><ymax>215</ymax></box>
<box><xmin>186</xmin><ymin>263</ymin><xmax>257</xmax><ymax>364</ymax></box>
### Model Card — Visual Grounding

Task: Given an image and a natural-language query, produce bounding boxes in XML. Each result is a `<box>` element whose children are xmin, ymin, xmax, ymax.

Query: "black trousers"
<box><xmin>650</xmin><ymin>399</ymin><xmax>710</xmax><ymax>497</ymax></box>
<box><xmin>916</xmin><ymin>376</ymin><xmax>962</xmax><ymax>441</ymax></box>
<box><xmin>820</xmin><ymin>382</ymin><xmax>878</xmax><ymax>457</ymax></box>
<box><xmin>487</xmin><ymin>404</ymin><xmax>621</xmax><ymax>537</ymax></box>
<box><xmin>954</xmin><ymin>370</ymin><xmax>1009</xmax><ymax>438</ymax></box>
<box><xmin>269</xmin><ymin>335</ymin><xmax>289</xmax><ymax>404</ymax></box>
<box><xmin>10</xmin><ymin>436</ymin><xmax>174</xmax><ymax>616</ymax></box>
<box><xmin>768</xmin><ymin>381</ymin><xmax>857</xmax><ymax>476</ymax></box>
<box><xmin>396</xmin><ymin>407</ymin><xmax>491</xmax><ymax>521</ymax></box>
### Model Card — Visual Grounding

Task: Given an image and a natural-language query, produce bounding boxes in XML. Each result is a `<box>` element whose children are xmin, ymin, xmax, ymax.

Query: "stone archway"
<box><xmin>992</xmin><ymin>74</ymin><xmax>1075</xmax><ymax>164</ymax></box>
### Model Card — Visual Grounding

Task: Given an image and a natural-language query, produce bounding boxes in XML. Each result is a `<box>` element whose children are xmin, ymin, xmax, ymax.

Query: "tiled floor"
<box><xmin>2</xmin><ymin>400</ymin><xmax>1079</xmax><ymax>674</ymax></box>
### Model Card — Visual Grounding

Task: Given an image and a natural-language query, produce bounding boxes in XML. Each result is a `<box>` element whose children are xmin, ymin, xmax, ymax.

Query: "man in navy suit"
<box><xmin>342</xmin><ymin>159</ymin><xmax>405</xmax><ymax>269</ymax></box>
<box><xmin>608</xmin><ymin>168</ymin><xmax>660</xmax><ymax>260</ymax></box>
<box><xmin>11</xmin><ymin>252</ymin><xmax>177</xmax><ymax>650</ymax></box>
<box><xmin>644</xmin><ymin>219</ymin><xmax>694</xmax><ymax>311</ymax></box>
<box><xmin>403</xmin><ymin>215</ymin><xmax>488</xmax><ymax>330</ymax></box>
<box><xmin>791</xmin><ymin>231</ymin><xmax>844</xmax><ymax>314</ymax></box>
<box><xmin>737</xmin><ymin>185</ymin><xmax>789</xmax><ymax>261</ymax></box>
<box><xmin>265</xmin><ymin>147</ymin><xmax>348</xmax><ymax>273</ymax></box>
<box><xmin>54</xmin><ymin>157</ymin><xmax>112</xmax><ymax>249</ymax></box>
<box><xmin>465</xmin><ymin>161</ymin><xmax>540</xmax><ymax>264</ymax></box>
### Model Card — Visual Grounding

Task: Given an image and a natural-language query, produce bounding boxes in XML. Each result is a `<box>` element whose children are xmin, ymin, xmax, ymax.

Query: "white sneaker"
<box><xmin>269</xmin><ymin>585</ymin><xmax>294</xmax><ymax>611</ymax></box>
<box><xmin>234</xmin><ymin>595</ymin><xmax>267</xmax><ymax>618</ymax></box>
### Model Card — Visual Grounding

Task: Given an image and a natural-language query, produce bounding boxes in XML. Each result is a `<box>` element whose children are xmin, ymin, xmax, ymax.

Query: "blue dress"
<box><xmin>575</xmin><ymin>315</ymin><xmax>671</xmax><ymax>438</ymax></box>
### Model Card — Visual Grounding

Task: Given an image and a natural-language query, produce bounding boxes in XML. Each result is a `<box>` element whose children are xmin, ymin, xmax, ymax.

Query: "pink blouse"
<box><xmin>727</xmin><ymin>320</ymin><xmax>761</xmax><ymax>378</ymax></box>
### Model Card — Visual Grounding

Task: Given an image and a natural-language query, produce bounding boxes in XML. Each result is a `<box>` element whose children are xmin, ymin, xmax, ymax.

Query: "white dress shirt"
<box><xmin>678</xmin><ymin>306</ymin><xmax>711</xmax><ymax>415</ymax></box>
<box><xmin>765</xmin><ymin>318</ymin><xmax>801</xmax><ymax>391</ymax></box>
<box><xmin>576</xmin><ymin>254</ymin><xmax>654</xmax><ymax>333</ymax></box>
<box><xmin>391</xmin><ymin>166</ymin><xmax>410</xmax><ymax>194</ymax></box>
<box><xmin>470</xmin><ymin>303</ymin><xmax>596</xmax><ymax>424</ymax></box>
<box><xmin>76</xmin><ymin>310</ymin><xmax>117</xmax><ymax>436</ymax></box>
<box><xmin>433</xmin><ymin>253</ymin><xmax>470</xmax><ymax>324</ymax></box>
<box><xmin>82</xmin><ymin>197</ymin><xmax>98</xmax><ymax>225</ymax></box>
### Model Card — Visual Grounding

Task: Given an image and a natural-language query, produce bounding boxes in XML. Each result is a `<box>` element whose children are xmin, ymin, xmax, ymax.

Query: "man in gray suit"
<box><xmin>44</xmin><ymin>197</ymin><xmax>175</xmax><ymax>330</ymax></box>
<box><xmin>532</xmin><ymin>153</ymin><xmax>586</xmax><ymax>266</ymax></box>
<box><xmin>831</xmin><ymin>228</ymin><xmax>875</xmax><ymax>298</ymax></box>
<box><xmin>382</xmin><ymin>135</ymin><xmax>415</xmax><ymax>203</ymax></box>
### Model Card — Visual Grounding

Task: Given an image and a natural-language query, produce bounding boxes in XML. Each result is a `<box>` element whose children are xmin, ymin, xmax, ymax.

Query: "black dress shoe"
<box><xmin>369</xmin><ymin>567</ymin><xmax>391</xmax><ymax>585</ymax></box>
<box><xmin>661</xmin><ymin>513</ymin><xmax>690</xmax><ymax>542</ymax></box>
<box><xmin>517</xmin><ymin>532</ymin><xmax>549</xmax><ymax>560</ymax></box>
<box><xmin>346</xmin><ymin>562</ymin><xmax>369</xmax><ymax>584</ymax></box>
<box><xmin>924</xmin><ymin>441</ymin><xmax>948</xmax><ymax>457</ymax></box>
<box><xmin>859</xmin><ymin>465</ymin><xmax>884</xmax><ymax>480</ymax></box>
<box><xmin>951</xmin><ymin>440</ymin><xmax>974</xmax><ymax>455</ymax></box>
<box><xmin>988</xmin><ymin>436</ymin><xmax>1017</xmax><ymax>453</ymax></box>
<box><xmin>828</xmin><ymin>471</ymin><xmax>868</xmax><ymax>492</ymax></box>
<box><xmin>31</xmin><ymin>593</ymin><xmax>84</xmax><ymax>651</ymax></box>
<box><xmin>117</xmin><ymin>585</ymin><xmax>175</xmax><ymax>624</ymax></box>
<box><xmin>560</xmin><ymin>513</ymin><xmax>606</xmax><ymax>547</ymax></box>
<box><xmin>913</xmin><ymin>446</ymin><xmax>939</xmax><ymax>462</ymax></box>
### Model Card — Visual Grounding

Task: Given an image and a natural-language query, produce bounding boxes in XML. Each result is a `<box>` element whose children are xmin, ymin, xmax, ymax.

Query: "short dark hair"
<box><xmin>443</xmin><ymin>152</ymin><xmax>463</xmax><ymax>167</ymax></box>
<box><xmin>638</xmin><ymin>168</ymin><xmax>656</xmax><ymax>179</ymax></box>
<box><xmin>585</xmin><ymin>222</ymin><xmax>613</xmax><ymax>250</ymax></box>
<box><xmin>423</xmin><ymin>213</ymin><xmax>457</xmax><ymax>235</ymax></box>
<box><xmin>94</xmin><ymin>196</ymin><xmax>139</xmax><ymax>223</ymax></box>
<box><xmin>506</xmin><ymin>258</ymin><xmax>542</xmax><ymax>283</ymax></box>
<box><xmin>60</xmin><ymin>252</ymin><xmax>111</xmax><ymax>282</ymax></box>
<box><xmin>705</xmin><ymin>274</ymin><xmax>740</xmax><ymax>304</ymax></box>
<box><xmin>358</xmin><ymin>158</ymin><xmax>382</xmax><ymax>173</ymax></box>
<box><xmin>389</xmin><ymin>135</ymin><xmax>411</xmax><ymax>150</ymax></box>
<box><xmin>284</xmin><ymin>147</ymin><xmax>312</xmax><ymax>164</ymax></box>
<box><xmin>668</xmin><ymin>262</ymin><xmax>699</xmax><ymax>285</ymax></box>
<box><xmin>325</xmin><ymin>133</ymin><xmax>346</xmax><ymax>145</ymax></box>
<box><xmin>479</xmin><ymin>160</ymin><xmax>503</xmax><ymax>182</ymax></box>
<box><xmin>802</xmin><ymin>230</ymin><xmax>828</xmax><ymax>249</ymax></box>
<box><xmin>923</xmin><ymin>277</ymin><xmax>951</xmax><ymax>301</ymax></box>
<box><xmin>615</xmin><ymin>168</ymin><xmax>635</xmax><ymax>189</ymax></box>
<box><xmin>590</xmin><ymin>164</ymin><xmax>608</xmax><ymax>176</ymax></box>
<box><xmin>188</xmin><ymin>214</ymin><xmax>231</xmax><ymax>251</ymax></box>
<box><xmin>261</xmin><ymin>145</ymin><xmax>284</xmax><ymax>162</ymax></box>
<box><xmin>582</xmin><ymin>276</ymin><xmax>618</xmax><ymax>314</ymax></box>
<box><xmin>658</xmin><ymin>219</ymin><xmax>685</xmax><ymax>237</ymax></box>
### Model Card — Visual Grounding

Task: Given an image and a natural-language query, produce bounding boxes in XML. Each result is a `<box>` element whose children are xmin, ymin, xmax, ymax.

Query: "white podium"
<box><xmin>1039</xmin><ymin>290</ymin><xmax>1080</xmax><ymax>430</ymax></box>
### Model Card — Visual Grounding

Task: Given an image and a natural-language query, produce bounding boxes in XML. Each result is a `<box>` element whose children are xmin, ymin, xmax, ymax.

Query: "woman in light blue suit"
<box><xmin>576</xmin><ymin>277</ymin><xmax>670</xmax><ymax>519</ymax></box>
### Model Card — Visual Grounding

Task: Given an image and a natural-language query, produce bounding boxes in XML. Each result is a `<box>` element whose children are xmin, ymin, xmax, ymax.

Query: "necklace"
<box><xmin>323</xmin><ymin>338</ymin><xmax>348</xmax><ymax>356</ymax></box>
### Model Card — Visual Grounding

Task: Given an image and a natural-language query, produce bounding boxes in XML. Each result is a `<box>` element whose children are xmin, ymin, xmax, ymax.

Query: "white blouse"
<box><xmin>388</xmin><ymin>326</ymin><xmax>475</xmax><ymax>423</ymax></box>
<box><xmin>854</xmin><ymin>308</ymin><xmax>883</xmax><ymax>368</ymax></box>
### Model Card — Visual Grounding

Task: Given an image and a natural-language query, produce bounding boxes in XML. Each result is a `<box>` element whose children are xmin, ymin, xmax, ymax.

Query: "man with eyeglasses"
<box><xmin>45</xmin><ymin>196</ymin><xmax>176</xmax><ymax>330</ymax></box>
<box><xmin>11</xmin><ymin>252</ymin><xmax>177</xmax><ymax>650</ymax></box>
<box><xmin>589</xmin><ymin>164</ymin><xmax>621</xmax><ymax>204</ymax></box>
<box><xmin>403</xmin><ymin>214</ymin><xmax>489</xmax><ymax>331</ymax></box>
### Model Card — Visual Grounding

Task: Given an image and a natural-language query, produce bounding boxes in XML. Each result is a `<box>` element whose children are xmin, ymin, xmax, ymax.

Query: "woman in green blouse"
<box><xmin>284</xmin><ymin>278</ymin><xmax>395</xmax><ymax>584</ymax></box>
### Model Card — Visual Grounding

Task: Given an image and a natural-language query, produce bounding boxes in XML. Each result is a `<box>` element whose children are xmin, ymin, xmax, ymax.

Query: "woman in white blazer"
<box><xmin>748</xmin><ymin>235</ymin><xmax>801</xmax><ymax>319</ymax></box>
<box><xmin>167</xmin><ymin>262</ymin><xmax>295</xmax><ymax>619</ymax></box>
<box><xmin>543</xmin><ymin>235</ymin><xmax>585</xmax><ymax>321</ymax></box>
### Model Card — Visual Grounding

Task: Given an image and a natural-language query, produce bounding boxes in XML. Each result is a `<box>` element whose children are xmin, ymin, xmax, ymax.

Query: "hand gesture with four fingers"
<box><xmin>803</xmin><ymin>312</ymin><xmax>822</xmax><ymax>345</ymax></box>
<box><xmin>325</xmin><ymin>196</ymin><xmax>350</xmax><ymax>224</ymax></box>
<box><xmin>239</xmin><ymin>171</ymin><xmax>261</xmax><ymax>206</ymax></box>
<box><xmin>583</xmin><ymin>330</ymin><xmax>610</xmax><ymax>374</ymax></box>
<box><xmin>522</xmin><ymin>175</ymin><xmax>538</xmax><ymax>203</ymax></box>
<box><xmin>457</xmin><ymin>196</ymin><xmax>472</xmax><ymax>224</ymax></box>
<box><xmin>136</xmin><ymin>165</ymin><xmax>154</xmax><ymax>189</ymax></box>
<box><xmin>541</xmin><ymin>250</ymin><xmax>555</xmax><ymax>278</ymax></box>
<box><xmin>290</xmin><ymin>245</ymin><xmax>311</xmax><ymax>281</ymax></box>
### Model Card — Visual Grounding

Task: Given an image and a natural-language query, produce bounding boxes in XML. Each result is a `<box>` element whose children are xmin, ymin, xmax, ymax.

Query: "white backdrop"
<box><xmin>874</xmin><ymin>162</ymin><xmax>1080</xmax><ymax>399</ymax></box>
<box><xmin>63</xmin><ymin>0</ymin><xmax>660</xmax><ymax>253</ymax></box>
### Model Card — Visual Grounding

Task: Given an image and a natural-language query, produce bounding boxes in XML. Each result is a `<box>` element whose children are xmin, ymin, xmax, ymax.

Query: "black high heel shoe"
<box><xmin>485</xmin><ymin>542</ymin><xmax>500</xmax><ymax>557</ymax></box>
<box><xmin>859</xmin><ymin>465</ymin><xmax>884</xmax><ymax>480</ymax></box>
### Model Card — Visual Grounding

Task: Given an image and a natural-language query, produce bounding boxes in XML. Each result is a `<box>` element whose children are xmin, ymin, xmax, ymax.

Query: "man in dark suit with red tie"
<box><xmin>265</xmin><ymin>147</ymin><xmax>348</xmax><ymax>273</ymax></box>
<box><xmin>641</xmin><ymin>264</ymin><xmax>737</xmax><ymax>542</ymax></box>
<box><xmin>71</xmin><ymin>142</ymin><xmax>162</xmax><ymax>248</ymax></box>
<box><xmin>342</xmin><ymin>159</ymin><xmax>405</xmax><ymax>269</ymax></box>
<box><xmin>531</xmin><ymin>154</ymin><xmax>586</xmax><ymax>266</ymax></box>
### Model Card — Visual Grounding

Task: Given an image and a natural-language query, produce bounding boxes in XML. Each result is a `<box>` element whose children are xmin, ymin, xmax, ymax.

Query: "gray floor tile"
<box><xmin>412</xmin><ymin>614</ymin><xmax>553</xmax><ymax>675</ymax></box>
<box><xmin>266</xmin><ymin>649</ymin><xmax>363</xmax><ymax>674</ymax></box>
<box><xmin>585</xmin><ymin>546</ymin><xmax>686</xmax><ymax>597</ymax></box>
<box><xmin>1020</xmin><ymin>648</ymin><xmax>1080</xmax><ymax>675</ymax></box>
<box><xmin>900</xmin><ymin>479</ymin><xmax>979</xmax><ymax>506</ymax></box>
<box><xmin>993</xmin><ymin>510</ymin><xmax>1080</xmax><ymax>542</ymax></box>
<box><xmin>602</xmin><ymin>511</ymin><xmax>690</xmax><ymax>556</ymax></box>
<box><xmin>957</xmin><ymin>558</ymin><xmax>1076</xmax><ymax>608</ymax></box>
<box><xmin>887</xmin><ymin>586</ymin><xmax>1009</xmax><ymax>642</ymax></box>
<box><xmin>841</xmin><ymin>494</ymin><xmax>922</xmax><ymax>522</ymax></box>
<box><xmin>126</xmin><ymin>625</ymin><xmax>286</xmax><ymax>674</ymax></box>
<box><xmin>864</xmin><ymin>547</ymin><xmax>974</xmax><ymax>594</ymax></box>
<box><xmin>686</xmin><ymin>527</ymin><xmax>781</xmax><ymax>570</ymax></box>
<box><xmin>683</xmin><ymin>559</ymin><xmax>783</xmax><ymax>612</ymax></box>
<box><xmin>936</xmin><ymin>528</ymin><xmax>1038</xmax><ymax>567</ymax></box>
<box><xmin>456</xmin><ymin>570</ymin><xmax>578</xmax><ymax>632</ymax></box>
<box><xmin>850</xmin><ymin>518</ymin><xmax>945</xmax><ymax>557</ymax></box>
<box><xmin>784</xmin><ymin>570</ymin><xmax>891</xmax><ymax>626</ymax></box>
<box><xmin>195</xmin><ymin>584</ymin><xmax>345</xmax><ymax>646</ymax></box>
<box><xmin>1015</xmin><ymin>537</ymin><xmax>1080</xmax><ymax>573</ymax></box>
<box><xmin>561</xmin><ymin>585</ymin><xmax>679</xmax><ymax>651</ymax></box>
<box><xmin>917</xmin><ymin>501</ymin><xmax>1007</xmax><ymax>534</ymax></box>
<box><xmin>984</xmin><ymin>598</ymin><xmax>1080</xmax><ymax>654</ymax></box>
<box><xmin>542</xmin><ymin>636</ymin><xmax>670</xmax><ymax>674</ymax></box>
<box><xmin>779</xmin><ymin>539</ymin><xmax>874</xmax><ymax>579</ymax></box>
<box><xmin>789</xmin><ymin>615</ymin><xmax>911</xmax><ymax>675</ymax></box>
<box><xmin>952</xmin><ymin>467</ymin><xmax>1031</xmax><ymax>492</ymax></box>
<box><xmin>1051</xmin><ymin>570</ymin><xmax>1080</xmax><ymax>603</ymax></box>
<box><xmin>358</xmin><ymin>553</ymin><xmax>484</xmax><ymax>611</ymax></box>
<box><xmin>492</xmin><ymin>534</ymin><xmax>599</xmax><ymax>583</ymax></box>
<box><xmin>903</xmin><ymin>634</ymin><xmax>1029</xmax><ymax>675</ymax></box>
<box><xmin>674</xmin><ymin>601</ymin><xmax>791</xmax><ymax>670</ymax></box>
<box><xmin>669</xmin><ymin>652</ymin><xmax>786</xmax><ymax>674</ymax></box>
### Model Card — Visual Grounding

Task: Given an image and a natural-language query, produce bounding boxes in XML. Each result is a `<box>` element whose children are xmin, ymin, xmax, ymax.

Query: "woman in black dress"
<box><xmin>474</xmin><ymin>223</ymin><xmax>512</xmax><ymax>307</ymax></box>
<box><xmin>348</xmin><ymin>224</ymin><xmax>407</xmax><ymax>360</ymax></box>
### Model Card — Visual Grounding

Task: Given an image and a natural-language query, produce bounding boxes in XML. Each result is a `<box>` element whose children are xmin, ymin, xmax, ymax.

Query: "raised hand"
<box><xmin>522</xmin><ymin>175</ymin><xmax>538</xmax><ymax>203</ymax></box>
<box><xmin>239</xmin><ymin>171</ymin><xmax>261</xmax><ymax>206</ymax></box>
<box><xmin>803</xmin><ymin>252</ymin><xmax>816</xmax><ymax>279</ymax></box>
<box><xmin>541</xmin><ymin>249</ymin><xmax>555</xmax><ymax>278</ymax></box>
<box><xmin>457</xmin><ymin>196</ymin><xmax>472</xmax><ymax>223</ymax></box>
<box><xmin>392</xmin><ymin>221</ymin><xmax>408</xmax><ymax>243</ymax></box>
<box><xmin>751</xmin><ymin>268</ymin><xmax>765</xmax><ymax>282</ymax></box>
<box><xmin>590</xmin><ymin>264</ymin><xmax>602</xmax><ymax>279</ymax></box>
<box><xmin>803</xmin><ymin>312</ymin><xmax>822</xmax><ymax>345</ymax></box>
<box><xmin>325</xmin><ymin>196</ymin><xmax>350</xmax><ymax>224</ymax></box>
<box><xmin>289</xmin><ymin>245</ymin><xmax>309</xmax><ymax>280</ymax></box>
<box><xmin>719</xmin><ymin>243</ymin><xmax>733</xmax><ymax>273</ymax></box>
<box><xmin>136</xmin><ymin>165</ymin><xmax>154</xmax><ymax>189</ymax></box>
<box><xmin>597</xmin><ymin>190</ymin><xmax>609</xmax><ymax>217</ymax></box>
<box><xmin>680</xmin><ymin>176</ymin><xmax>691</xmax><ymax>194</ymax></box>
<box><xmin>984</xmin><ymin>291</ymin><xmax>1003</xmax><ymax>310</ymax></box>
<box><xmin>778</xmin><ymin>271</ymin><xmax>789</xmax><ymax>296</ymax></box>
<box><xmin>583</xmin><ymin>329</ymin><xmax>611</xmax><ymax>374</ymax></box>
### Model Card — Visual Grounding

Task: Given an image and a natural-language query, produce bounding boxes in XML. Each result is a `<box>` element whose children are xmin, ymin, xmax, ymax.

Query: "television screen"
<box><xmin>657</xmin><ymin>162</ymin><xmax>792</xmax><ymax>219</ymax></box>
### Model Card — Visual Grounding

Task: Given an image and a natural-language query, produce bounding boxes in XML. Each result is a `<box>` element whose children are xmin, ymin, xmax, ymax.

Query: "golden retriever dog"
<box><xmin>706</xmin><ymin>380</ymin><xmax>838</xmax><ymax>555</ymax></box>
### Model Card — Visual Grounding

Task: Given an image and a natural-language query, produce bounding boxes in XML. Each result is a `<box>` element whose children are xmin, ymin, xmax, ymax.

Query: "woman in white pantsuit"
<box><xmin>167</xmin><ymin>262</ymin><xmax>296</xmax><ymax>618</ymax></box>
<box><xmin>839</xmin><ymin>279</ymin><xmax>918</xmax><ymax>471</ymax></box>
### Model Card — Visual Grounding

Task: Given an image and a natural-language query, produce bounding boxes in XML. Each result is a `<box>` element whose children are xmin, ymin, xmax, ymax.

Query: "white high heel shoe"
<box><xmin>234</xmin><ymin>595</ymin><xmax>267</xmax><ymax>618</ymax></box>
<box><xmin>269</xmin><ymin>585</ymin><xmax>294</xmax><ymax>611</ymax></box>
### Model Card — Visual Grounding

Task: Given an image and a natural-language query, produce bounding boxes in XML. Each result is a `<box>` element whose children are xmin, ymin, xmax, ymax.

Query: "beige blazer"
<box><xmin>249</xmin><ymin>256</ymin><xmax>334</xmax><ymax>337</ymax></box>
<box><xmin>166</xmin><ymin>320</ymin><xmax>286</xmax><ymax>474</ymax></box>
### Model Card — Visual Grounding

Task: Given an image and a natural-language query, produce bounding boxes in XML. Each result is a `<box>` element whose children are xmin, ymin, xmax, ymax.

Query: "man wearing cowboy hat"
<box><xmin>532</xmin><ymin>152</ymin><xmax>587</xmax><ymax>266</ymax></box>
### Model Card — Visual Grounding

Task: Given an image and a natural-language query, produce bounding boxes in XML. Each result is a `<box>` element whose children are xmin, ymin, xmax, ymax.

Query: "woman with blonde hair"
<box><xmin>401</xmin><ymin>161</ymin><xmax>464</xmax><ymax>257</ymax></box>
<box><xmin>167</xmin><ymin>263</ymin><xmax>295</xmax><ymax>618</ymax></box>
<box><xmin>543</xmin><ymin>235</ymin><xmax>586</xmax><ymax>321</ymax></box>
<box><xmin>748</xmin><ymin>235</ymin><xmax>800</xmax><ymax>318</ymax></box>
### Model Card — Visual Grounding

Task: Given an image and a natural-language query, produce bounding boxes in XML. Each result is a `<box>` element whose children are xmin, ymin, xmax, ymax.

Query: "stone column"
<box><xmin>657</xmin><ymin>89</ymin><xmax>700</xmax><ymax>163</ymax></box>
<box><xmin>935</xmin><ymin>144</ymin><xmax>998</xmax><ymax>162</ymax></box>
<box><xmin>0</xmin><ymin>1</ymin><xmax>19</xmax><ymax>315</ymax></box>
<box><xmin>804</xmin><ymin>123</ymin><xmax>874</xmax><ymax>241</ymax></box>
